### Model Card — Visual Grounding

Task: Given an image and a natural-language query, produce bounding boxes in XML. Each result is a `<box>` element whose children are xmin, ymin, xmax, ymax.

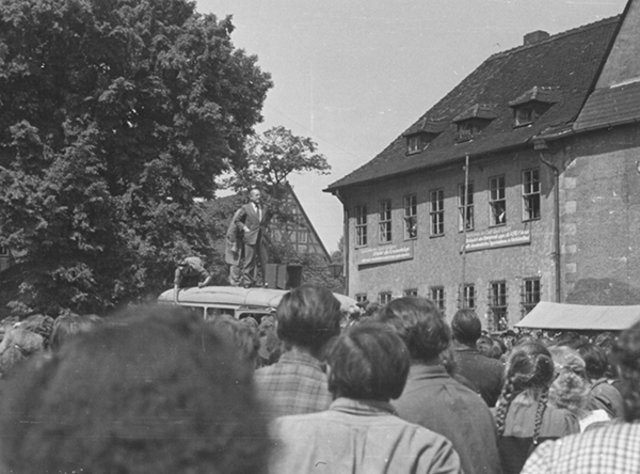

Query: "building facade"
<box><xmin>326</xmin><ymin>0</ymin><xmax>640</xmax><ymax>328</ymax></box>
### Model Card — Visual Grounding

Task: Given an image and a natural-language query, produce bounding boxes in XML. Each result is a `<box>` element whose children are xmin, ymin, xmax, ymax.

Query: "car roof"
<box><xmin>158</xmin><ymin>286</ymin><xmax>358</xmax><ymax>312</ymax></box>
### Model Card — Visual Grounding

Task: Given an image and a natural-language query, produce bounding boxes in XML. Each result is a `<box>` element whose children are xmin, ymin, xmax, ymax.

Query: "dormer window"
<box><xmin>514</xmin><ymin>107</ymin><xmax>535</xmax><ymax>127</ymax></box>
<box><xmin>403</xmin><ymin>119</ymin><xmax>446</xmax><ymax>155</ymax></box>
<box><xmin>509</xmin><ymin>86</ymin><xmax>560</xmax><ymax>128</ymax></box>
<box><xmin>453</xmin><ymin>104</ymin><xmax>497</xmax><ymax>142</ymax></box>
<box><xmin>406</xmin><ymin>134</ymin><xmax>425</xmax><ymax>154</ymax></box>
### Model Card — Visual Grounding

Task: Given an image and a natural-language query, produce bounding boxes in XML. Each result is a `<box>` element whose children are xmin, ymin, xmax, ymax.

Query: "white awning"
<box><xmin>515</xmin><ymin>301</ymin><xmax>640</xmax><ymax>331</ymax></box>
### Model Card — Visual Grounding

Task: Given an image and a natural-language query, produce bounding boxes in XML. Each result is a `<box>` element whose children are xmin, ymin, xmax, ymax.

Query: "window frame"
<box><xmin>458</xmin><ymin>183</ymin><xmax>474</xmax><ymax>232</ymax></box>
<box><xmin>462</xmin><ymin>283</ymin><xmax>475</xmax><ymax>309</ymax></box>
<box><xmin>379</xmin><ymin>291</ymin><xmax>393</xmax><ymax>305</ymax></box>
<box><xmin>404</xmin><ymin>288</ymin><xmax>418</xmax><ymax>297</ymax></box>
<box><xmin>355</xmin><ymin>205</ymin><xmax>368</xmax><ymax>247</ymax></box>
<box><xmin>430</xmin><ymin>188</ymin><xmax>444</xmax><ymax>237</ymax></box>
<box><xmin>430</xmin><ymin>286</ymin><xmax>445</xmax><ymax>313</ymax></box>
<box><xmin>403</xmin><ymin>194</ymin><xmax>418</xmax><ymax>240</ymax></box>
<box><xmin>379</xmin><ymin>199</ymin><xmax>392</xmax><ymax>243</ymax></box>
<box><xmin>521</xmin><ymin>278</ymin><xmax>541</xmax><ymax>315</ymax></box>
<box><xmin>522</xmin><ymin>168</ymin><xmax>541</xmax><ymax>222</ymax></box>
<box><xmin>488</xmin><ymin>280</ymin><xmax>508</xmax><ymax>331</ymax></box>
<box><xmin>489</xmin><ymin>175</ymin><xmax>507</xmax><ymax>227</ymax></box>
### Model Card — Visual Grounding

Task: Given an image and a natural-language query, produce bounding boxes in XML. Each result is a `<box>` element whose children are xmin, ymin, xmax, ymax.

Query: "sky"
<box><xmin>196</xmin><ymin>0</ymin><xmax>628</xmax><ymax>252</ymax></box>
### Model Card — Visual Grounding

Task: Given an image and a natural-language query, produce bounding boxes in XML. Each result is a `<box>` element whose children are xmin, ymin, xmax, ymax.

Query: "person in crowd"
<box><xmin>521</xmin><ymin>320</ymin><xmax>640</xmax><ymax>473</ymax></box>
<box><xmin>49</xmin><ymin>313</ymin><xmax>103</xmax><ymax>352</ymax></box>
<box><xmin>575</xmin><ymin>341</ymin><xmax>624</xmax><ymax>419</ymax></box>
<box><xmin>478</xmin><ymin>334</ymin><xmax>505</xmax><ymax>360</ymax></box>
<box><xmin>225</xmin><ymin>206</ymin><xmax>244</xmax><ymax>286</ymax></box>
<box><xmin>232</xmin><ymin>187</ymin><xmax>272</xmax><ymax>287</ymax></box>
<box><xmin>256</xmin><ymin>314</ymin><xmax>282</xmax><ymax>367</ymax></box>
<box><xmin>270</xmin><ymin>321</ymin><xmax>463</xmax><ymax>474</ymax></box>
<box><xmin>208</xmin><ymin>314</ymin><xmax>260</xmax><ymax>367</ymax></box>
<box><xmin>495</xmin><ymin>341</ymin><xmax>580</xmax><ymax>474</ymax></box>
<box><xmin>378</xmin><ymin>297</ymin><xmax>502</xmax><ymax>474</ymax></box>
<box><xmin>0</xmin><ymin>325</ymin><xmax>45</xmax><ymax>379</ymax></box>
<box><xmin>547</xmin><ymin>345</ymin><xmax>608</xmax><ymax>432</ymax></box>
<box><xmin>254</xmin><ymin>284</ymin><xmax>341</xmax><ymax>418</ymax></box>
<box><xmin>451</xmin><ymin>308</ymin><xmax>504</xmax><ymax>406</ymax></box>
<box><xmin>173</xmin><ymin>255</ymin><xmax>212</xmax><ymax>302</ymax></box>
<box><xmin>0</xmin><ymin>305</ymin><xmax>270</xmax><ymax>474</ymax></box>
<box><xmin>16</xmin><ymin>313</ymin><xmax>54</xmax><ymax>348</ymax></box>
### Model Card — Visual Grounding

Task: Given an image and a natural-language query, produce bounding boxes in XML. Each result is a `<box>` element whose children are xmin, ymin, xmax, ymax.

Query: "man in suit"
<box><xmin>234</xmin><ymin>188</ymin><xmax>271</xmax><ymax>287</ymax></box>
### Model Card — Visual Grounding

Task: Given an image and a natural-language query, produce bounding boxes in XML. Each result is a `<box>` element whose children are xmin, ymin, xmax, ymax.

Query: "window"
<box><xmin>458</xmin><ymin>183</ymin><xmax>474</xmax><ymax>231</ymax></box>
<box><xmin>514</xmin><ymin>107</ymin><xmax>535</xmax><ymax>127</ymax></box>
<box><xmin>0</xmin><ymin>246</ymin><xmax>7</xmax><ymax>256</ymax></box>
<box><xmin>379</xmin><ymin>199</ymin><xmax>392</xmax><ymax>243</ymax></box>
<box><xmin>462</xmin><ymin>284</ymin><xmax>475</xmax><ymax>309</ymax></box>
<box><xmin>297</xmin><ymin>230</ymin><xmax>308</xmax><ymax>244</ymax></box>
<box><xmin>523</xmin><ymin>169</ymin><xmax>540</xmax><ymax>221</ymax></box>
<box><xmin>407</xmin><ymin>135</ymin><xmax>422</xmax><ymax>154</ymax></box>
<box><xmin>430</xmin><ymin>189</ymin><xmax>444</xmax><ymax>236</ymax></box>
<box><xmin>356</xmin><ymin>293</ymin><xmax>368</xmax><ymax>304</ymax></box>
<box><xmin>355</xmin><ymin>205</ymin><xmax>368</xmax><ymax>247</ymax></box>
<box><xmin>457</xmin><ymin>121</ymin><xmax>475</xmax><ymax>142</ymax></box>
<box><xmin>430</xmin><ymin>286</ymin><xmax>445</xmax><ymax>313</ymax></box>
<box><xmin>488</xmin><ymin>281</ymin><xmax>508</xmax><ymax>331</ymax></box>
<box><xmin>404</xmin><ymin>194</ymin><xmax>417</xmax><ymax>239</ymax></box>
<box><xmin>489</xmin><ymin>175</ymin><xmax>506</xmax><ymax>226</ymax></box>
<box><xmin>379</xmin><ymin>291</ymin><xmax>392</xmax><ymax>305</ymax></box>
<box><xmin>521</xmin><ymin>278</ymin><xmax>541</xmax><ymax>315</ymax></box>
<box><xmin>404</xmin><ymin>288</ymin><xmax>418</xmax><ymax>297</ymax></box>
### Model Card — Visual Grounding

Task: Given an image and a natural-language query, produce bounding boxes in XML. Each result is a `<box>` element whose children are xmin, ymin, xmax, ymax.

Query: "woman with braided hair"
<box><xmin>495</xmin><ymin>342</ymin><xmax>579</xmax><ymax>474</ymax></box>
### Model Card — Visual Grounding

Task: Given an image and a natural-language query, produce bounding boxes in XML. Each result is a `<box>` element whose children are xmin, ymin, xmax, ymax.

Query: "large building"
<box><xmin>326</xmin><ymin>0</ymin><xmax>640</xmax><ymax>329</ymax></box>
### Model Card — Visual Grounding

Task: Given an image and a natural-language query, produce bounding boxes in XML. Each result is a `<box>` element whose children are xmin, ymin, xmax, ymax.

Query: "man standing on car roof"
<box><xmin>173</xmin><ymin>256</ymin><xmax>212</xmax><ymax>303</ymax></box>
<box><xmin>232</xmin><ymin>188</ymin><xmax>272</xmax><ymax>288</ymax></box>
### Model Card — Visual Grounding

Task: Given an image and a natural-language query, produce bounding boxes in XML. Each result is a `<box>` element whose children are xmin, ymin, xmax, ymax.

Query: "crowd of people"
<box><xmin>0</xmin><ymin>285</ymin><xmax>638</xmax><ymax>473</ymax></box>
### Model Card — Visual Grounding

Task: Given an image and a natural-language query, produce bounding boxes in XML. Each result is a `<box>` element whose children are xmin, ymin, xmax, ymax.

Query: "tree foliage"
<box><xmin>0</xmin><ymin>0</ymin><xmax>272</xmax><ymax>316</ymax></box>
<box><xmin>222</xmin><ymin>125</ymin><xmax>330</xmax><ymax>192</ymax></box>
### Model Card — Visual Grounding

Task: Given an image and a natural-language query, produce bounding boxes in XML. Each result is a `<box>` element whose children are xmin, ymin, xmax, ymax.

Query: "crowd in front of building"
<box><xmin>0</xmin><ymin>283</ymin><xmax>638</xmax><ymax>473</ymax></box>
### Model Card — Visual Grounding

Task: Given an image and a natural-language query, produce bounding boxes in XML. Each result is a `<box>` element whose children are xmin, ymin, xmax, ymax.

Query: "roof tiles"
<box><xmin>327</xmin><ymin>16</ymin><xmax>620</xmax><ymax>191</ymax></box>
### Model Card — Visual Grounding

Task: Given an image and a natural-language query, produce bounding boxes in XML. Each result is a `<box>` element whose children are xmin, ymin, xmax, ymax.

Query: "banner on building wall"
<box><xmin>464</xmin><ymin>227</ymin><xmax>531</xmax><ymax>252</ymax></box>
<box><xmin>357</xmin><ymin>241</ymin><xmax>414</xmax><ymax>267</ymax></box>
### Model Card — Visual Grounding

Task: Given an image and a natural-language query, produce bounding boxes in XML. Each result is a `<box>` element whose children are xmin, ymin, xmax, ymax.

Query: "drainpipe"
<box><xmin>335</xmin><ymin>189</ymin><xmax>349</xmax><ymax>295</ymax></box>
<box><xmin>534</xmin><ymin>139</ymin><xmax>562</xmax><ymax>302</ymax></box>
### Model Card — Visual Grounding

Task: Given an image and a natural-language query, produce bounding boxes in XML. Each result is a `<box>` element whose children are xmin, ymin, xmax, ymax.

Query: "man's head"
<box><xmin>451</xmin><ymin>308</ymin><xmax>482</xmax><ymax>347</ymax></box>
<box><xmin>275</xmin><ymin>284</ymin><xmax>341</xmax><ymax>356</ymax></box>
<box><xmin>0</xmin><ymin>306</ymin><xmax>270</xmax><ymax>474</ymax></box>
<box><xmin>612</xmin><ymin>321</ymin><xmax>640</xmax><ymax>422</ymax></box>
<box><xmin>376</xmin><ymin>297</ymin><xmax>450</xmax><ymax>364</ymax></box>
<box><xmin>249</xmin><ymin>188</ymin><xmax>262</xmax><ymax>205</ymax></box>
<box><xmin>327</xmin><ymin>321</ymin><xmax>410</xmax><ymax>401</ymax></box>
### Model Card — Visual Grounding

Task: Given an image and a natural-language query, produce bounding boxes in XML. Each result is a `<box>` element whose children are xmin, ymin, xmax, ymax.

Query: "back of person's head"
<box><xmin>376</xmin><ymin>297</ymin><xmax>449</xmax><ymax>363</ymax></box>
<box><xmin>504</xmin><ymin>342</ymin><xmax>555</xmax><ymax>394</ymax></box>
<box><xmin>495</xmin><ymin>342</ymin><xmax>555</xmax><ymax>437</ymax></box>
<box><xmin>548</xmin><ymin>346</ymin><xmax>589</xmax><ymax>416</ymax></box>
<box><xmin>209</xmin><ymin>315</ymin><xmax>260</xmax><ymax>365</ymax></box>
<box><xmin>554</xmin><ymin>331</ymin><xmax>585</xmax><ymax>349</ymax></box>
<box><xmin>575</xmin><ymin>342</ymin><xmax>609</xmax><ymax>380</ymax></box>
<box><xmin>49</xmin><ymin>313</ymin><xmax>102</xmax><ymax>352</ymax></box>
<box><xmin>451</xmin><ymin>308</ymin><xmax>482</xmax><ymax>346</ymax></box>
<box><xmin>276</xmin><ymin>284</ymin><xmax>341</xmax><ymax>355</ymax></box>
<box><xmin>612</xmin><ymin>321</ymin><xmax>640</xmax><ymax>422</ymax></box>
<box><xmin>0</xmin><ymin>305</ymin><xmax>270</xmax><ymax>474</ymax></box>
<box><xmin>327</xmin><ymin>321</ymin><xmax>410</xmax><ymax>401</ymax></box>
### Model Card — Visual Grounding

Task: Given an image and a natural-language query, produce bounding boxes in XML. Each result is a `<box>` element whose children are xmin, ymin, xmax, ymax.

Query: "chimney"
<box><xmin>523</xmin><ymin>30</ymin><xmax>550</xmax><ymax>46</ymax></box>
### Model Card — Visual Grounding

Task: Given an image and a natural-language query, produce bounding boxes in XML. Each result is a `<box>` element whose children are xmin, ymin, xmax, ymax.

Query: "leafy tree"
<box><xmin>0</xmin><ymin>0</ymin><xmax>272</xmax><ymax>316</ymax></box>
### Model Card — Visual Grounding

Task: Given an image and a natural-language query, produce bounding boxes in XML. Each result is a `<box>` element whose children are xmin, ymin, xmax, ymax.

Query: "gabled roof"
<box><xmin>326</xmin><ymin>16</ymin><xmax>620</xmax><ymax>192</ymax></box>
<box><xmin>508</xmin><ymin>86</ymin><xmax>561</xmax><ymax>107</ymax></box>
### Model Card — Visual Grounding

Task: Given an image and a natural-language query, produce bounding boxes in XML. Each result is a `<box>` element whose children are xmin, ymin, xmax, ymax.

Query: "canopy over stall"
<box><xmin>516</xmin><ymin>302</ymin><xmax>640</xmax><ymax>331</ymax></box>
